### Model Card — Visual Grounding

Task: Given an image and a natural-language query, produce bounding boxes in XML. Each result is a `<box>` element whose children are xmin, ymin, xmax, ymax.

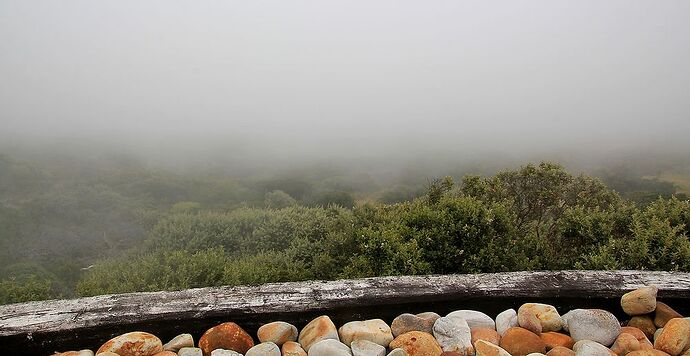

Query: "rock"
<box><xmin>433</xmin><ymin>316</ymin><xmax>474</xmax><ymax>355</ymax></box>
<box><xmin>655</xmin><ymin>328</ymin><xmax>664</xmax><ymax>343</ymax></box>
<box><xmin>387</xmin><ymin>349</ymin><xmax>407</xmax><ymax>356</ymax></box>
<box><xmin>654</xmin><ymin>318</ymin><xmax>690</xmax><ymax>356</ymax></box>
<box><xmin>539</xmin><ymin>332</ymin><xmax>574</xmax><ymax>350</ymax></box>
<box><xmin>519</xmin><ymin>304</ymin><xmax>564</xmax><ymax>332</ymax></box>
<box><xmin>611</xmin><ymin>333</ymin><xmax>641</xmax><ymax>356</ymax></box>
<box><xmin>628</xmin><ymin>351</ymin><xmax>672</xmax><ymax>356</ymax></box>
<box><xmin>546</xmin><ymin>347</ymin><xmax>576</xmax><ymax>356</ymax></box>
<box><xmin>573</xmin><ymin>340</ymin><xmax>612</xmax><ymax>356</ymax></box>
<box><xmin>620</xmin><ymin>327</ymin><xmax>654</xmax><ymax>349</ymax></box>
<box><xmin>257</xmin><ymin>321</ymin><xmax>298</xmax><ymax>346</ymax></box>
<box><xmin>53</xmin><ymin>351</ymin><xmax>94</xmax><ymax>356</ymax></box>
<box><xmin>153</xmin><ymin>352</ymin><xmax>177</xmax><ymax>356</ymax></box>
<box><xmin>96</xmin><ymin>353</ymin><xmax>120</xmax><ymax>356</ymax></box>
<box><xmin>246</xmin><ymin>342</ymin><xmax>280</xmax><ymax>356</ymax></box>
<box><xmin>621</xmin><ymin>286</ymin><xmax>658</xmax><ymax>316</ymax></box>
<box><xmin>96</xmin><ymin>331</ymin><xmax>164</xmax><ymax>356</ymax></box>
<box><xmin>471</xmin><ymin>327</ymin><xmax>501</xmax><ymax>346</ymax></box>
<box><xmin>655</xmin><ymin>302</ymin><xmax>683</xmax><ymax>328</ymax></box>
<box><xmin>389</xmin><ymin>331</ymin><xmax>443</xmax><ymax>356</ymax></box>
<box><xmin>496</xmin><ymin>309</ymin><xmax>519</xmax><ymax>337</ymax></box>
<box><xmin>351</xmin><ymin>339</ymin><xmax>386</xmax><ymax>356</ymax></box>
<box><xmin>307</xmin><ymin>339</ymin><xmax>352</xmax><ymax>356</ymax></box>
<box><xmin>474</xmin><ymin>339</ymin><xmax>511</xmax><ymax>356</ymax></box>
<box><xmin>628</xmin><ymin>315</ymin><xmax>657</xmax><ymax>341</ymax></box>
<box><xmin>298</xmin><ymin>315</ymin><xmax>339</xmax><ymax>352</ymax></box>
<box><xmin>519</xmin><ymin>308</ymin><xmax>543</xmax><ymax>335</ymax></box>
<box><xmin>562</xmin><ymin>309</ymin><xmax>621</xmax><ymax>346</ymax></box>
<box><xmin>338</xmin><ymin>319</ymin><xmax>394</xmax><ymax>347</ymax></box>
<box><xmin>179</xmin><ymin>348</ymin><xmax>204</xmax><ymax>356</ymax></box>
<box><xmin>499</xmin><ymin>327</ymin><xmax>546</xmax><ymax>356</ymax></box>
<box><xmin>210</xmin><ymin>350</ymin><xmax>243</xmax><ymax>356</ymax></box>
<box><xmin>441</xmin><ymin>353</ymin><xmax>463</xmax><ymax>356</ymax></box>
<box><xmin>163</xmin><ymin>333</ymin><xmax>194</xmax><ymax>352</ymax></box>
<box><xmin>447</xmin><ymin>310</ymin><xmax>496</xmax><ymax>330</ymax></box>
<box><xmin>281</xmin><ymin>341</ymin><xmax>307</xmax><ymax>356</ymax></box>
<box><xmin>199</xmin><ymin>322</ymin><xmax>255</xmax><ymax>356</ymax></box>
<box><xmin>391</xmin><ymin>312</ymin><xmax>441</xmax><ymax>337</ymax></box>
<box><xmin>526</xmin><ymin>354</ymin><xmax>547</xmax><ymax>356</ymax></box>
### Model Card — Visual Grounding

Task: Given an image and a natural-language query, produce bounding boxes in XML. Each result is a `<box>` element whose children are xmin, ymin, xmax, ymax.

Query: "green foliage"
<box><xmin>4</xmin><ymin>155</ymin><xmax>690</xmax><ymax>304</ymax></box>
<box><xmin>0</xmin><ymin>276</ymin><xmax>54</xmax><ymax>304</ymax></box>
<box><xmin>264</xmin><ymin>190</ymin><xmax>297</xmax><ymax>209</ymax></box>
<box><xmin>312</xmin><ymin>191</ymin><xmax>355</xmax><ymax>208</ymax></box>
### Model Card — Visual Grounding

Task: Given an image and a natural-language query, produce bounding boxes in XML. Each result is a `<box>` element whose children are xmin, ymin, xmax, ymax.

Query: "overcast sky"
<box><xmin>1</xmin><ymin>1</ymin><xmax>689</xmax><ymax>159</ymax></box>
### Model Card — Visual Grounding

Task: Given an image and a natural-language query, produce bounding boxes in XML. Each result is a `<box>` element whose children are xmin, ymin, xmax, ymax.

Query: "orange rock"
<box><xmin>627</xmin><ymin>350</ymin><xmax>672</xmax><ymax>356</ymax></box>
<box><xmin>474</xmin><ymin>339</ymin><xmax>511</xmax><ymax>356</ymax></box>
<box><xmin>620</xmin><ymin>326</ymin><xmax>653</xmax><ymax>348</ymax></box>
<box><xmin>518</xmin><ymin>309</ymin><xmax>543</xmax><ymax>335</ymax></box>
<box><xmin>281</xmin><ymin>341</ymin><xmax>307</xmax><ymax>356</ymax></box>
<box><xmin>441</xmin><ymin>353</ymin><xmax>463</xmax><ymax>356</ymax></box>
<box><xmin>499</xmin><ymin>327</ymin><xmax>546</xmax><ymax>356</ymax></box>
<box><xmin>540</xmin><ymin>332</ymin><xmax>574</xmax><ymax>350</ymax></box>
<box><xmin>52</xmin><ymin>351</ymin><xmax>93</xmax><ymax>356</ymax></box>
<box><xmin>153</xmin><ymin>352</ymin><xmax>177</xmax><ymax>356</ymax></box>
<box><xmin>389</xmin><ymin>331</ymin><xmax>443</xmax><ymax>356</ymax></box>
<box><xmin>471</xmin><ymin>328</ymin><xmax>501</xmax><ymax>346</ymax></box>
<box><xmin>611</xmin><ymin>333</ymin><xmax>641</xmax><ymax>356</ymax></box>
<box><xmin>655</xmin><ymin>302</ymin><xmax>683</xmax><ymax>328</ymax></box>
<box><xmin>546</xmin><ymin>346</ymin><xmax>576</xmax><ymax>356</ymax></box>
<box><xmin>257</xmin><ymin>321</ymin><xmax>298</xmax><ymax>345</ymax></box>
<box><xmin>96</xmin><ymin>331</ymin><xmax>163</xmax><ymax>356</ymax></box>
<box><xmin>654</xmin><ymin>318</ymin><xmax>690</xmax><ymax>356</ymax></box>
<box><xmin>297</xmin><ymin>315</ymin><xmax>339</xmax><ymax>352</ymax></box>
<box><xmin>198</xmin><ymin>322</ymin><xmax>254</xmax><ymax>356</ymax></box>
<box><xmin>628</xmin><ymin>315</ymin><xmax>657</xmax><ymax>341</ymax></box>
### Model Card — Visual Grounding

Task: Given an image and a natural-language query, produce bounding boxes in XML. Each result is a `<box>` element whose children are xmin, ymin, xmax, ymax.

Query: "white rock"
<box><xmin>211</xmin><ymin>349</ymin><xmax>244</xmax><ymax>356</ymax></box>
<box><xmin>179</xmin><ymin>348</ymin><xmax>204</xmax><ymax>356</ymax></box>
<box><xmin>386</xmin><ymin>348</ymin><xmax>407</xmax><ymax>356</ymax></box>
<box><xmin>447</xmin><ymin>310</ymin><xmax>496</xmax><ymax>330</ymax></box>
<box><xmin>308</xmin><ymin>339</ymin><xmax>352</xmax><ymax>356</ymax></box>
<box><xmin>496</xmin><ymin>309</ymin><xmax>518</xmax><ymax>337</ymax></box>
<box><xmin>351</xmin><ymin>339</ymin><xmax>386</xmax><ymax>356</ymax></box>
<box><xmin>246</xmin><ymin>342</ymin><xmax>281</xmax><ymax>356</ymax></box>
<box><xmin>573</xmin><ymin>340</ymin><xmax>612</xmax><ymax>356</ymax></box>
<box><xmin>163</xmin><ymin>333</ymin><xmax>195</xmax><ymax>352</ymax></box>
<box><xmin>562</xmin><ymin>309</ymin><xmax>621</xmax><ymax>346</ymax></box>
<box><xmin>433</xmin><ymin>316</ymin><xmax>474</xmax><ymax>355</ymax></box>
<box><xmin>177</xmin><ymin>347</ymin><xmax>204</xmax><ymax>356</ymax></box>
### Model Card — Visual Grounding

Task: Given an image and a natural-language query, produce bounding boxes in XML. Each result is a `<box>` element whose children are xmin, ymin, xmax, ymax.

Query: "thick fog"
<box><xmin>1</xmin><ymin>0</ymin><xmax>690</xmax><ymax>170</ymax></box>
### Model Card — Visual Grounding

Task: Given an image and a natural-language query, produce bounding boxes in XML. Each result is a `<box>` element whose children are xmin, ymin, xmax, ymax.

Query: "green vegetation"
<box><xmin>2</xmin><ymin>154</ymin><xmax>690</xmax><ymax>304</ymax></box>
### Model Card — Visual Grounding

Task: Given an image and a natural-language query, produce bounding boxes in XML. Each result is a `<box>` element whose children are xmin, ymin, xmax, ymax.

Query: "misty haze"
<box><xmin>2</xmin><ymin>0</ymin><xmax>690</xmax><ymax>344</ymax></box>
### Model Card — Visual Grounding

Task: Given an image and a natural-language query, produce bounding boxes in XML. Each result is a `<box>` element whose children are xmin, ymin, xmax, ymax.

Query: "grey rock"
<box><xmin>163</xmin><ymin>333</ymin><xmax>194</xmax><ymax>352</ymax></box>
<box><xmin>447</xmin><ymin>310</ymin><xmax>496</xmax><ymax>330</ymax></box>
<box><xmin>246</xmin><ymin>342</ymin><xmax>281</xmax><ymax>356</ymax></box>
<box><xmin>573</xmin><ymin>340</ymin><xmax>612</xmax><ymax>356</ymax></box>
<box><xmin>563</xmin><ymin>309</ymin><xmax>621</xmax><ymax>346</ymax></box>
<box><xmin>433</xmin><ymin>316</ymin><xmax>473</xmax><ymax>355</ymax></box>
<box><xmin>179</xmin><ymin>347</ymin><xmax>204</xmax><ymax>356</ymax></box>
<box><xmin>308</xmin><ymin>339</ymin><xmax>352</xmax><ymax>356</ymax></box>
<box><xmin>496</xmin><ymin>309</ymin><xmax>518</xmax><ymax>337</ymax></box>
<box><xmin>391</xmin><ymin>312</ymin><xmax>440</xmax><ymax>337</ymax></box>
<box><xmin>351</xmin><ymin>339</ymin><xmax>386</xmax><ymax>356</ymax></box>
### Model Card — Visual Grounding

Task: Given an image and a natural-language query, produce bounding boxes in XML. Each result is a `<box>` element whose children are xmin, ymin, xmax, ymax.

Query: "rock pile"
<box><xmin>53</xmin><ymin>285</ymin><xmax>689</xmax><ymax>356</ymax></box>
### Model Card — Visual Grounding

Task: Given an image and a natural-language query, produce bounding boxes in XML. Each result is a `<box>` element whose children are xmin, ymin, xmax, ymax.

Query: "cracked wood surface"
<box><xmin>1</xmin><ymin>270</ymin><xmax>690</xmax><ymax>355</ymax></box>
